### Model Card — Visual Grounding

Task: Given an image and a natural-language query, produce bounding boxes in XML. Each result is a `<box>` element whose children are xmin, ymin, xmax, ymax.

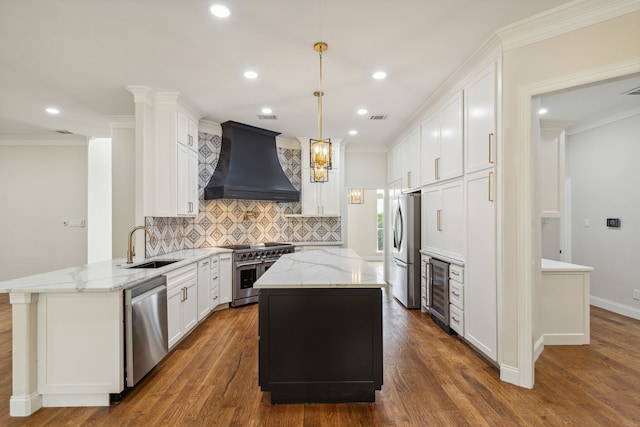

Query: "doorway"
<box><xmin>346</xmin><ymin>188</ymin><xmax>385</xmax><ymax>262</ymax></box>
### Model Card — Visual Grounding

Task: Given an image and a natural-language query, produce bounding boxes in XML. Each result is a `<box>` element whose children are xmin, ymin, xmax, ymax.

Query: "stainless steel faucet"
<box><xmin>127</xmin><ymin>226</ymin><xmax>155</xmax><ymax>264</ymax></box>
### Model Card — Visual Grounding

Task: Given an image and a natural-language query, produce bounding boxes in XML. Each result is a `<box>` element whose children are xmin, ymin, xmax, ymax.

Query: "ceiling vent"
<box><xmin>55</xmin><ymin>129</ymin><xmax>73</xmax><ymax>134</ymax></box>
<box><xmin>369</xmin><ymin>114</ymin><xmax>388</xmax><ymax>120</ymax></box>
<box><xmin>257</xmin><ymin>114</ymin><xmax>278</xmax><ymax>120</ymax></box>
<box><xmin>621</xmin><ymin>86</ymin><xmax>640</xmax><ymax>95</ymax></box>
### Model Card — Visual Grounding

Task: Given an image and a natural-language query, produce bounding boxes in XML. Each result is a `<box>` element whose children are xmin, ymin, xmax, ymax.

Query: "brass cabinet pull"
<box><xmin>435</xmin><ymin>158</ymin><xmax>440</xmax><ymax>180</ymax></box>
<box><xmin>437</xmin><ymin>209</ymin><xmax>442</xmax><ymax>231</ymax></box>
<box><xmin>452</xmin><ymin>291</ymin><xmax>460</xmax><ymax>297</ymax></box>
<box><xmin>451</xmin><ymin>270</ymin><xmax>459</xmax><ymax>276</ymax></box>
<box><xmin>488</xmin><ymin>132</ymin><xmax>494</xmax><ymax>164</ymax></box>
<box><xmin>188</xmin><ymin>201</ymin><xmax>193</xmax><ymax>213</ymax></box>
<box><xmin>451</xmin><ymin>315</ymin><xmax>460</xmax><ymax>324</ymax></box>
<box><xmin>488</xmin><ymin>171</ymin><xmax>494</xmax><ymax>202</ymax></box>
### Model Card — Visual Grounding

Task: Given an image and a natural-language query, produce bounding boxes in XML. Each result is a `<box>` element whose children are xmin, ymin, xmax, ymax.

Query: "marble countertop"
<box><xmin>0</xmin><ymin>248</ymin><xmax>232</xmax><ymax>294</ymax></box>
<box><xmin>541</xmin><ymin>258</ymin><xmax>594</xmax><ymax>272</ymax></box>
<box><xmin>254</xmin><ymin>248</ymin><xmax>386</xmax><ymax>289</ymax></box>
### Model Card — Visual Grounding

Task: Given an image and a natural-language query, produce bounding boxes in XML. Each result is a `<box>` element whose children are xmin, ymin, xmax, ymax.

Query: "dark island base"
<box><xmin>259</xmin><ymin>288</ymin><xmax>383</xmax><ymax>404</ymax></box>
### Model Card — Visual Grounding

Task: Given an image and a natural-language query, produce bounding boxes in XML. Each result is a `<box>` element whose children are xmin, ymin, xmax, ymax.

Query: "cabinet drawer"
<box><xmin>450</xmin><ymin>305</ymin><xmax>464</xmax><ymax>335</ymax></box>
<box><xmin>449</xmin><ymin>280</ymin><xmax>463</xmax><ymax>310</ymax></box>
<box><xmin>449</xmin><ymin>264</ymin><xmax>464</xmax><ymax>284</ymax></box>
<box><xmin>165</xmin><ymin>264</ymin><xmax>197</xmax><ymax>291</ymax></box>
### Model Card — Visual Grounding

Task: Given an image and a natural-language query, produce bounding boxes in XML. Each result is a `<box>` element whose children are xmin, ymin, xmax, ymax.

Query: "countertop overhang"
<box><xmin>541</xmin><ymin>258</ymin><xmax>594</xmax><ymax>273</ymax></box>
<box><xmin>254</xmin><ymin>248</ymin><xmax>386</xmax><ymax>289</ymax></box>
<box><xmin>0</xmin><ymin>248</ymin><xmax>232</xmax><ymax>294</ymax></box>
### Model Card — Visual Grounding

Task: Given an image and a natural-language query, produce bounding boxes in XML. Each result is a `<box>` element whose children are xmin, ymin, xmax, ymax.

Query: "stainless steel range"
<box><xmin>219</xmin><ymin>242</ymin><xmax>295</xmax><ymax>307</ymax></box>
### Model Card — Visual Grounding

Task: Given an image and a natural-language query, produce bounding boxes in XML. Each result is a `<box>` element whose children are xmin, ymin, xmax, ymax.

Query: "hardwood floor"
<box><xmin>0</xmin><ymin>290</ymin><xmax>639</xmax><ymax>426</ymax></box>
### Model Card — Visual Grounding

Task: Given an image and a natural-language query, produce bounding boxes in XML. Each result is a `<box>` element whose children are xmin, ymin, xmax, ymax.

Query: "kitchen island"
<box><xmin>255</xmin><ymin>248</ymin><xmax>386</xmax><ymax>404</ymax></box>
<box><xmin>0</xmin><ymin>248</ymin><xmax>231</xmax><ymax>417</ymax></box>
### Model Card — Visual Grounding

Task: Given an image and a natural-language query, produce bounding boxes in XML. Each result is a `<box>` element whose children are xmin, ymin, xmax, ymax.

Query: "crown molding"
<box><xmin>497</xmin><ymin>0</ymin><xmax>640</xmax><ymax>52</ymax></box>
<box><xmin>199</xmin><ymin>119</ymin><xmax>222</xmax><ymax>136</ymax></box>
<box><xmin>0</xmin><ymin>134</ymin><xmax>89</xmax><ymax>146</ymax></box>
<box><xmin>125</xmin><ymin>85</ymin><xmax>154</xmax><ymax>105</ymax></box>
<box><xmin>345</xmin><ymin>143</ymin><xmax>388</xmax><ymax>153</ymax></box>
<box><xmin>567</xmin><ymin>105</ymin><xmax>640</xmax><ymax>135</ymax></box>
<box><xmin>276</xmin><ymin>137</ymin><xmax>300</xmax><ymax>150</ymax></box>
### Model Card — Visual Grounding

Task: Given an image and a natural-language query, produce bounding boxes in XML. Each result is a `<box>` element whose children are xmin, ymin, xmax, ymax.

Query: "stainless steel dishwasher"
<box><xmin>124</xmin><ymin>275</ymin><xmax>169</xmax><ymax>387</ymax></box>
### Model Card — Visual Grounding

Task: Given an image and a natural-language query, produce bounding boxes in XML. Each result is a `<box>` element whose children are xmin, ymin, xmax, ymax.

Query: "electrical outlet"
<box><xmin>634</xmin><ymin>289</ymin><xmax>640</xmax><ymax>300</ymax></box>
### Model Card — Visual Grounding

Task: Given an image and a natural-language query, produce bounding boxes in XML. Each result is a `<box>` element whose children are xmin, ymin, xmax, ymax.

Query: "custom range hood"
<box><xmin>204</xmin><ymin>121</ymin><xmax>300</xmax><ymax>202</ymax></box>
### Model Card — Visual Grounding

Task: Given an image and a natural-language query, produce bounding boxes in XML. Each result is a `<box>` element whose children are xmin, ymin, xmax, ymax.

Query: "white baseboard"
<box><xmin>544</xmin><ymin>333</ymin><xmax>589</xmax><ymax>345</ymax></box>
<box><xmin>10</xmin><ymin>392</ymin><xmax>42</xmax><ymax>416</ymax></box>
<box><xmin>591</xmin><ymin>296</ymin><xmax>640</xmax><ymax>320</ymax></box>
<box><xmin>499</xmin><ymin>363</ymin><xmax>519</xmax><ymax>385</ymax></box>
<box><xmin>534</xmin><ymin>336</ymin><xmax>545</xmax><ymax>361</ymax></box>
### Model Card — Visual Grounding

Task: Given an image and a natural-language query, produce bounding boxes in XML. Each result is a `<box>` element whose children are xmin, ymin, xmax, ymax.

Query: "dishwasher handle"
<box><xmin>131</xmin><ymin>283</ymin><xmax>167</xmax><ymax>305</ymax></box>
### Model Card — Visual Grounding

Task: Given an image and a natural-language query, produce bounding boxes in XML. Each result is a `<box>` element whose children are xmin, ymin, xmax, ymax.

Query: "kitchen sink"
<box><xmin>127</xmin><ymin>260</ymin><xmax>182</xmax><ymax>269</ymax></box>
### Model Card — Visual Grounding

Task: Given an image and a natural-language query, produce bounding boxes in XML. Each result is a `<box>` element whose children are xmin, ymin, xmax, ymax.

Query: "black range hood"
<box><xmin>204</xmin><ymin>121</ymin><xmax>300</xmax><ymax>202</ymax></box>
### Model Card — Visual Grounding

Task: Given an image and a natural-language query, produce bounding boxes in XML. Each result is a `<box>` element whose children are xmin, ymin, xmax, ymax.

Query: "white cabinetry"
<box><xmin>421</xmin><ymin>92</ymin><xmax>463</xmax><ymax>186</ymax></box>
<box><xmin>464</xmin><ymin>169</ymin><xmax>497</xmax><ymax>361</ymax></box>
<box><xmin>300</xmin><ymin>140</ymin><xmax>341</xmax><ymax>216</ymax></box>
<box><xmin>197</xmin><ymin>258</ymin><xmax>211</xmax><ymax>321</ymax></box>
<box><xmin>387</xmin><ymin>143</ymin><xmax>402</xmax><ymax>184</ymax></box>
<box><xmin>219</xmin><ymin>253</ymin><xmax>232</xmax><ymax>304</ymax></box>
<box><xmin>166</xmin><ymin>264</ymin><xmax>198</xmax><ymax>349</ymax></box>
<box><xmin>401</xmin><ymin>127</ymin><xmax>421</xmax><ymax>191</ymax></box>
<box><xmin>421</xmin><ymin>180</ymin><xmax>464</xmax><ymax>261</ymax></box>
<box><xmin>152</xmin><ymin>93</ymin><xmax>200</xmax><ymax>217</ymax></box>
<box><xmin>420</xmin><ymin>253</ymin><xmax>430</xmax><ymax>313</ymax></box>
<box><xmin>210</xmin><ymin>255</ymin><xmax>221</xmax><ymax>309</ymax></box>
<box><xmin>539</xmin><ymin>121</ymin><xmax>568</xmax><ymax>218</ymax></box>
<box><xmin>448</xmin><ymin>264</ymin><xmax>465</xmax><ymax>336</ymax></box>
<box><xmin>465</xmin><ymin>63</ymin><xmax>496</xmax><ymax>174</ymax></box>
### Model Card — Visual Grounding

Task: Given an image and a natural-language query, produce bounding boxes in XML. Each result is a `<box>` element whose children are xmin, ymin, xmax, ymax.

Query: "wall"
<box><xmin>146</xmin><ymin>131</ymin><xmax>341</xmax><ymax>256</ymax></box>
<box><xmin>0</xmin><ymin>140</ymin><xmax>88</xmax><ymax>281</ymax></box>
<box><xmin>87</xmin><ymin>138</ymin><xmax>112</xmax><ymax>263</ymax></box>
<box><xmin>347</xmin><ymin>189</ymin><xmax>382</xmax><ymax>261</ymax></box>
<box><xmin>344</xmin><ymin>150</ymin><xmax>388</xmax><ymax>188</ymax></box>
<box><xmin>111</xmin><ymin>125</ymin><xmax>136</xmax><ymax>258</ymax></box>
<box><xmin>567</xmin><ymin>113</ymin><xmax>640</xmax><ymax>317</ymax></box>
<box><xmin>500</xmin><ymin>9</ymin><xmax>640</xmax><ymax>385</ymax></box>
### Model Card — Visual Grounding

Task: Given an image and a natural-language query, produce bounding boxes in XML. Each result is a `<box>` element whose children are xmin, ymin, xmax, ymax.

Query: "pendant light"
<box><xmin>310</xmin><ymin>41</ymin><xmax>332</xmax><ymax>183</ymax></box>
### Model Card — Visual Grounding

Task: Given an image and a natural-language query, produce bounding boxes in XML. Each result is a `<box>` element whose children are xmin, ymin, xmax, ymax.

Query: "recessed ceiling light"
<box><xmin>209</xmin><ymin>4</ymin><xmax>230</xmax><ymax>18</ymax></box>
<box><xmin>261</xmin><ymin>107</ymin><xmax>272</xmax><ymax>114</ymax></box>
<box><xmin>372</xmin><ymin>71</ymin><xmax>387</xmax><ymax>80</ymax></box>
<box><xmin>349</xmin><ymin>130</ymin><xmax>358</xmax><ymax>136</ymax></box>
<box><xmin>539</xmin><ymin>108</ymin><xmax>548</xmax><ymax>115</ymax></box>
<box><xmin>357</xmin><ymin>108</ymin><xmax>368</xmax><ymax>115</ymax></box>
<box><xmin>244</xmin><ymin>71</ymin><xmax>258</xmax><ymax>79</ymax></box>
<box><xmin>45</xmin><ymin>107</ymin><xmax>60</xmax><ymax>115</ymax></box>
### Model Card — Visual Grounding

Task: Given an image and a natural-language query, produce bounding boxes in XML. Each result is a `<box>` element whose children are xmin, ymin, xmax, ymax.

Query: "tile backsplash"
<box><xmin>146</xmin><ymin>132</ymin><xmax>341</xmax><ymax>256</ymax></box>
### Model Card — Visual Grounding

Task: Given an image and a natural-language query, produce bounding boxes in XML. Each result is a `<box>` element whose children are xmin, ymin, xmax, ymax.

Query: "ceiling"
<box><xmin>0</xmin><ymin>0</ymin><xmax>574</xmax><ymax>147</ymax></box>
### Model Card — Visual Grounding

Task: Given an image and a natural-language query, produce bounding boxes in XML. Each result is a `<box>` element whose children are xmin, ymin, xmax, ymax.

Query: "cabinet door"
<box><xmin>182</xmin><ymin>279</ymin><xmax>198</xmax><ymax>333</ymax></box>
<box><xmin>465</xmin><ymin>63</ymin><xmax>496</xmax><ymax>174</ymax></box>
<box><xmin>210</xmin><ymin>256</ymin><xmax>220</xmax><ymax>308</ymax></box>
<box><xmin>301</xmin><ymin>174</ymin><xmax>319</xmax><ymax>215</ymax></box>
<box><xmin>388</xmin><ymin>144</ymin><xmax>402</xmax><ymax>184</ymax></box>
<box><xmin>464</xmin><ymin>169</ymin><xmax>497</xmax><ymax>361</ymax></box>
<box><xmin>319</xmin><ymin>171</ymin><xmax>339</xmax><ymax>215</ymax></box>
<box><xmin>421</xmin><ymin>186</ymin><xmax>442</xmax><ymax>252</ymax></box>
<box><xmin>167</xmin><ymin>285</ymin><xmax>184</xmax><ymax>349</ymax></box>
<box><xmin>402</xmin><ymin>128</ymin><xmax>421</xmax><ymax>190</ymax></box>
<box><xmin>438</xmin><ymin>92</ymin><xmax>464</xmax><ymax>181</ymax></box>
<box><xmin>197</xmin><ymin>259</ymin><xmax>211</xmax><ymax>321</ymax></box>
<box><xmin>177</xmin><ymin>145</ymin><xmax>198</xmax><ymax>216</ymax></box>
<box><xmin>219</xmin><ymin>254</ymin><xmax>232</xmax><ymax>304</ymax></box>
<box><xmin>420</xmin><ymin>113</ymin><xmax>439</xmax><ymax>185</ymax></box>
<box><xmin>441</xmin><ymin>181</ymin><xmax>464</xmax><ymax>260</ymax></box>
<box><xmin>177</xmin><ymin>109</ymin><xmax>189</xmax><ymax>147</ymax></box>
<box><xmin>188</xmin><ymin>118</ymin><xmax>199</xmax><ymax>152</ymax></box>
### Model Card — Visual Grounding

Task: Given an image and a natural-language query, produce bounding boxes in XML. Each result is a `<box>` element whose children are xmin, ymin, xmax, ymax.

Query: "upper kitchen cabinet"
<box><xmin>300</xmin><ymin>139</ymin><xmax>341</xmax><ymax>216</ymax></box>
<box><xmin>387</xmin><ymin>143</ymin><xmax>402</xmax><ymax>184</ymax></box>
<box><xmin>152</xmin><ymin>93</ymin><xmax>201</xmax><ymax>217</ymax></box>
<box><xmin>465</xmin><ymin>62</ymin><xmax>496</xmax><ymax>174</ymax></box>
<box><xmin>177</xmin><ymin>107</ymin><xmax>199</xmax><ymax>152</ymax></box>
<box><xmin>401</xmin><ymin>127</ymin><xmax>421</xmax><ymax>192</ymax></box>
<box><xmin>421</xmin><ymin>92</ymin><xmax>464</xmax><ymax>186</ymax></box>
<box><xmin>421</xmin><ymin>180</ymin><xmax>464</xmax><ymax>262</ymax></box>
<box><xmin>539</xmin><ymin>120</ymin><xmax>568</xmax><ymax>218</ymax></box>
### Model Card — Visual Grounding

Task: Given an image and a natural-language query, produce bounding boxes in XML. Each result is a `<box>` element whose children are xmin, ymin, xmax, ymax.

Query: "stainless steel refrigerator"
<box><xmin>391</xmin><ymin>192</ymin><xmax>421</xmax><ymax>308</ymax></box>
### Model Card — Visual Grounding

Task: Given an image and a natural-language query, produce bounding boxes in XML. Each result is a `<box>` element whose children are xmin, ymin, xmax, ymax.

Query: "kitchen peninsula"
<box><xmin>255</xmin><ymin>248</ymin><xmax>386</xmax><ymax>404</ymax></box>
<box><xmin>0</xmin><ymin>248</ymin><xmax>232</xmax><ymax>417</ymax></box>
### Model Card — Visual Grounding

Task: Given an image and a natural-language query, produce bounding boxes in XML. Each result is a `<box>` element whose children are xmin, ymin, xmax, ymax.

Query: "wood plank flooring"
<box><xmin>0</xmin><ymin>289</ymin><xmax>639</xmax><ymax>426</ymax></box>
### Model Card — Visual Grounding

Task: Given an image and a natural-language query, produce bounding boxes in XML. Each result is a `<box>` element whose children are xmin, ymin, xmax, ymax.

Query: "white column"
<box><xmin>9</xmin><ymin>292</ymin><xmax>42</xmax><ymax>416</ymax></box>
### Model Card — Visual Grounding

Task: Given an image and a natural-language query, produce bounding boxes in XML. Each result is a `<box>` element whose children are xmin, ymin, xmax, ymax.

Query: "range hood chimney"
<box><xmin>204</xmin><ymin>121</ymin><xmax>300</xmax><ymax>202</ymax></box>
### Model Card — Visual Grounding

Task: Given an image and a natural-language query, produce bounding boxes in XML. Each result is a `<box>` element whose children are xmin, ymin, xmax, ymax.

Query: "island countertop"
<box><xmin>541</xmin><ymin>258</ymin><xmax>594</xmax><ymax>273</ymax></box>
<box><xmin>0</xmin><ymin>248</ymin><xmax>232</xmax><ymax>294</ymax></box>
<box><xmin>254</xmin><ymin>248</ymin><xmax>386</xmax><ymax>289</ymax></box>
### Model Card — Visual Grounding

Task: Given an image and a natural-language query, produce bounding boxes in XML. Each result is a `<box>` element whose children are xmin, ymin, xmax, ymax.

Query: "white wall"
<box><xmin>567</xmin><ymin>113</ymin><xmax>640</xmax><ymax>316</ymax></box>
<box><xmin>344</xmin><ymin>150</ymin><xmax>387</xmax><ymax>188</ymax></box>
<box><xmin>111</xmin><ymin>126</ymin><xmax>136</xmax><ymax>259</ymax></box>
<box><xmin>0</xmin><ymin>139</ymin><xmax>88</xmax><ymax>281</ymax></box>
<box><xmin>347</xmin><ymin>189</ymin><xmax>382</xmax><ymax>261</ymax></box>
<box><xmin>88</xmin><ymin>138</ymin><xmax>112</xmax><ymax>263</ymax></box>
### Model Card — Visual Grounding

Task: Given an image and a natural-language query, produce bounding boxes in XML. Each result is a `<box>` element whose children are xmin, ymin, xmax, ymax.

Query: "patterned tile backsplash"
<box><xmin>146</xmin><ymin>132</ymin><xmax>341</xmax><ymax>256</ymax></box>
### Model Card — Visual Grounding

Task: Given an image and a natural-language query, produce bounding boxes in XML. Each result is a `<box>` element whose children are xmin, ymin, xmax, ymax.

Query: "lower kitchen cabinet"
<box><xmin>219</xmin><ymin>253</ymin><xmax>232</xmax><ymax>304</ymax></box>
<box><xmin>464</xmin><ymin>169</ymin><xmax>497</xmax><ymax>361</ymax></box>
<box><xmin>166</xmin><ymin>264</ymin><xmax>198</xmax><ymax>349</ymax></box>
<box><xmin>197</xmin><ymin>258</ymin><xmax>211</xmax><ymax>321</ymax></box>
<box><xmin>210</xmin><ymin>255</ymin><xmax>221</xmax><ymax>308</ymax></box>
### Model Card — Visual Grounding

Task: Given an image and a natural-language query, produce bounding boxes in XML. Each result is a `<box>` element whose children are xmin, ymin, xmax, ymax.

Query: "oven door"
<box><xmin>234</xmin><ymin>261</ymin><xmax>262</xmax><ymax>306</ymax></box>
